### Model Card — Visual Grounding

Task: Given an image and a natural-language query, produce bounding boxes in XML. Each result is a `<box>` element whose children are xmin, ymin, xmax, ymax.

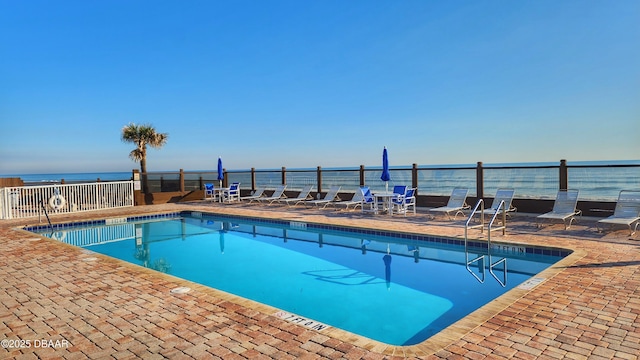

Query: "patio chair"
<box><xmin>334</xmin><ymin>189</ymin><xmax>365</xmax><ymax>210</ymax></box>
<box><xmin>597</xmin><ymin>190</ymin><xmax>640</xmax><ymax>235</ymax></box>
<box><xmin>484</xmin><ymin>189</ymin><xmax>517</xmax><ymax>218</ymax></box>
<box><xmin>376</xmin><ymin>185</ymin><xmax>407</xmax><ymax>213</ymax></box>
<box><xmin>393</xmin><ymin>185</ymin><xmax>407</xmax><ymax>195</ymax></box>
<box><xmin>392</xmin><ymin>187</ymin><xmax>416</xmax><ymax>216</ymax></box>
<box><xmin>536</xmin><ymin>189</ymin><xmax>582</xmax><ymax>230</ymax></box>
<box><xmin>305</xmin><ymin>185</ymin><xmax>342</xmax><ymax>208</ymax></box>
<box><xmin>222</xmin><ymin>182</ymin><xmax>240</xmax><ymax>203</ymax></box>
<box><xmin>428</xmin><ymin>188</ymin><xmax>470</xmax><ymax>220</ymax></box>
<box><xmin>360</xmin><ymin>187</ymin><xmax>378</xmax><ymax>214</ymax></box>
<box><xmin>277</xmin><ymin>185</ymin><xmax>314</xmax><ymax>206</ymax></box>
<box><xmin>240</xmin><ymin>186</ymin><xmax>267</xmax><ymax>203</ymax></box>
<box><xmin>258</xmin><ymin>185</ymin><xmax>287</xmax><ymax>204</ymax></box>
<box><xmin>204</xmin><ymin>183</ymin><xmax>216</xmax><ymax>201</ymax></box>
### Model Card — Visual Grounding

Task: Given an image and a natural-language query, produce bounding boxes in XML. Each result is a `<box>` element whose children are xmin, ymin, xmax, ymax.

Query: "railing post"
<box><xmin>359</xmin><ymin>165</ymin><xmax>365</xmax><ymax>186</ymax></box>
<box><xmin>223</xmin><ymin>168</ymin><xmax>228</xmax><ymax>188</ymax></box>
<box><xmin>251</xmin><ymin>167</ymin><xmax>256</xmax><ymax>191</ymax></box>
<box><xmin>179</xmin><ymin>169</ymin><xmax>185</xmax><ymax>192</ymax></box>
<box><xmin>412</xmin><ymin>163</ymin><xmax>418</xmax><ymax>196</ymax></box>
<box><xmin>317</xmin><ymin>166</ymin><xmax>322</xmax><ymax>194</ymax></box>
<box><xmin>282</xmin><ymin>167</ymin><xmax>287</xmax><ymax>185</ymax></box>
<box><xmin>559</xmin><ymin>159</ymin><xmax>568</xmax><ymax>190</ymax></box>
<box><xmin>199</xmin><ymin>176</ymin><xmax>203</xmax><ymax>190</ymax></box>
<box><xmin>476</xmin><ymin>161</ymin><xmax>484</xmax><ymax>200</ymax></box>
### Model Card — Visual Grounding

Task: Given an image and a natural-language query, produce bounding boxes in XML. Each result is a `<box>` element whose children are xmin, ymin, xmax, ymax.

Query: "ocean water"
<box><xmin>10</xmin><ymin>172</ymin><xmax>133</xmax><ymax>183</ymax></box>
<box><xmin>5</xmin><ymin>161</ymin><xmax>640</xmax><ymax>201</ymax></box>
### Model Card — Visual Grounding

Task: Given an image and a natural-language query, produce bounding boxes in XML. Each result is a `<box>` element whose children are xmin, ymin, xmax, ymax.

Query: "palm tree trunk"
<box><xmin>140</xmin><ymin>157</ymin><xmax>148</xmax><ymax>193</ymax></box>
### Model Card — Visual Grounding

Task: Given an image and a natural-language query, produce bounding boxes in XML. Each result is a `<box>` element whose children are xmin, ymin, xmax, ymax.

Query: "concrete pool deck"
<box><xmin>1</xmin><ymin>202</ymin><xmax>639</xmax><ymax>359</ymax></box>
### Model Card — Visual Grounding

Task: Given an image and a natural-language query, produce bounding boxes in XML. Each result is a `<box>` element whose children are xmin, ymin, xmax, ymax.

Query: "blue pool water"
<box><xmin>30</xmin><ymin>212</ymin><xmax>568</xmax><ymax>345</ymax></box>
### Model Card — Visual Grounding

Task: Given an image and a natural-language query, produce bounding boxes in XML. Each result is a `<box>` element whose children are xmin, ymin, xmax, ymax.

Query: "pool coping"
<box><xmin>2</xmin><ymin>202</ymin><xmax>638</xmax><ymax>359</ymax></box>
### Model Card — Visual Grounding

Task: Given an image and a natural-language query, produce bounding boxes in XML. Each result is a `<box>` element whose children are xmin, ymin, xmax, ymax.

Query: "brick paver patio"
<box><xmin>1</xmin><ymin>202</ymin><xmax>639</xmax><ymax>359</ymax></box>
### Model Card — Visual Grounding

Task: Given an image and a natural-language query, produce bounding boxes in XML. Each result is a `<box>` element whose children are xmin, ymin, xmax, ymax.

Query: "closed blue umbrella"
<box><xmin>217</xmin><ymin>157</ymin><xmax>224</xmax><ymax>187</ymax></box>
<box><xmin>381</xmin><ymin>146</ymin><xmax>391</xmax><ymax>192</ymax></box>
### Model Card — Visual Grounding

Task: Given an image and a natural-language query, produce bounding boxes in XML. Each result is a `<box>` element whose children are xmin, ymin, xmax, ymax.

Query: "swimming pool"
<box><xmin>29</xmin><ymin>211</ymin><xmax>569</xmax><ymax>346</ymax></box>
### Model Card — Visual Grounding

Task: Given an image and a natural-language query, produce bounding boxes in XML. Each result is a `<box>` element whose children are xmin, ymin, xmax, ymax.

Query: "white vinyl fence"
<box><xmin>0</xmin><ymin>181</ymin><xmax>134</xmax><ymax>220</ymax></box>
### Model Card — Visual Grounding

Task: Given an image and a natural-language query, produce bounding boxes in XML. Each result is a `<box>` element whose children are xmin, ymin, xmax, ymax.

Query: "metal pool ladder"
<box><xmin>464</xmin><ymin>199</ymin><xmax>508</xmax><ymax>287</ymax></box>
<box><xmin>38</xmin><ymin>198</ymin><xmax>53</xmax><ymax>231</ymax></box>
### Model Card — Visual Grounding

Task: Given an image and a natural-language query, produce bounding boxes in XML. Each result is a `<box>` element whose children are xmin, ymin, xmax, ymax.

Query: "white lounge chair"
<box><xmin>334</xmin><ymin>189</ymin><xmax>365</xmax><ymax>210</ymax></box>
<box><xmin>241</xmin><ymin>186</ymin><xmax>267</xmax><ymax>203</ymax></box>
<box><xmin>392</xmin><ymin>187</ymin><xmax>416</xmax><ymax>216</ymax></box>
<box><xmin>485</xmin><ymin>189</ymin><xmax>517</xmax><ymax>218</ymax></box>
<box><xmin>305</xmin><ymin>185</ymin><xmax>341</xmax><ymax>208</ymax></box>
<box><xmin>536</xmin><ymin>189</ymin><xmax>581</xmax><ymax>230</ymax></box>
<box><xmin>258</xmin><ymin>185</ymin><xmax>287</xmax><ymax>204</ymax></box>
<box><xmin>277</xmin><ymin>185</ymin><xmax>314</xmax><ymax>206</ymax></box>
<box><xmin>429</xmin><ymin>188</ymin><xmax>470</xmax><ymax>220</ymax></box>
<box><xmin>597</xmin><ymin>190</ymin><xmax>640</xmax><ymax>235</ymax></box>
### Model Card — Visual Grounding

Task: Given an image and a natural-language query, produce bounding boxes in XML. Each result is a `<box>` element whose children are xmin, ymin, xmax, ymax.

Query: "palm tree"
<box><xmin>121</xmin><ymin>123</ymin><xmax>168</xmax><ymax>193</ymax></box>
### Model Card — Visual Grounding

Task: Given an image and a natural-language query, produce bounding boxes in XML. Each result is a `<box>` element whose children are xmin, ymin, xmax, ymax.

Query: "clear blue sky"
<box><xmin>1</xmin><ymin>0</ymin><xmax>638</xmax><ymax>174</ymax></box>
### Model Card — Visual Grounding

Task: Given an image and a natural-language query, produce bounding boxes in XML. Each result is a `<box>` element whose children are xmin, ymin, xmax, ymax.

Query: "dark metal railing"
<box><xmin>137</xmin><ymin>160</ymin><xmax>640</xmax><ymax>204</ymax></box>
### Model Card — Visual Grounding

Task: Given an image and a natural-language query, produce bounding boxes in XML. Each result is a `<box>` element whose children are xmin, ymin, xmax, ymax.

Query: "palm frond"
<box><xmin>129</xmin><ymin>149</ymin><xmax>144</xmax><ymax>161</ymax></box>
